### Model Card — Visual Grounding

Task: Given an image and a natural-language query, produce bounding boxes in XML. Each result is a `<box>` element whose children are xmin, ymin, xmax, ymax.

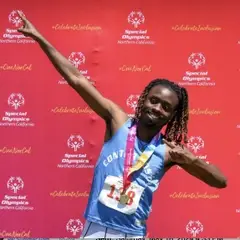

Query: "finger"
<box><xmin>17</xmin><ymin>26</ymin><xmax>24</xmax><ymax>31</ymax></box>
<box><xmin>169</xmin><ymin>150</ymin><xmax>178</xmax><ymax>157</ymax></box>
<box><xmin>173</xmin><ymin>151</ymin><xmax>182</xmax><ymax>158</ymax></box>
<box><xmin>162</xmin><ymin>139</ymin><xmax>175</xmax><ymax>149</ymax></box>
<box><xmin>17</xmin><ymin>11</ymin><xmax>27</xmax><ymax>22</ymax></box>
<box><xmin>17</xmin><ymin>27</ymin><xmax>25</xmax><ymax>33</ymax></box>
<box><xmin>169</xmin><ymin>150</ymin><xmax>178</xmax><ymax>160</ymax></box>
<box><xmin>170</xmin><ymin>149</ymin><xmax>183</xmax><ymax>156</ymax></box>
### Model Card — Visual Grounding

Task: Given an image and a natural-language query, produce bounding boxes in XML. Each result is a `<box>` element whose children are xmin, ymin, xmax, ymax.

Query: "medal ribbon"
<box><xmin>122</xmin><ymin>124</ymin><xmax>161</xmax><ymax>194</ymax></box>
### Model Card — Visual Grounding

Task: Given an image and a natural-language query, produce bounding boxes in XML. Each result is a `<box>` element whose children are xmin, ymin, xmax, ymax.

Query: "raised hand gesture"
<box><xmin>17</xmin><ymin>11</ymin><xmax>40</xmax><ymax>39</ymax></box>
<box><xmin>163</xmin><ymin>139</ymin><xmax>195</xmax><ymax>165</ymax></box>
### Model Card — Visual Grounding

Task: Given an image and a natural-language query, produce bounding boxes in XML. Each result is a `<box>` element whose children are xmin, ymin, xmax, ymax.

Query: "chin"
<box><xmin>141</xmin><ymin>116</ymin><xmax>161</xmax><ymax>127</ymax></box>
<box><xmin>143</xmin><ymin>121</ymin><xmax>155</xmax><ymax>127</ymax></box>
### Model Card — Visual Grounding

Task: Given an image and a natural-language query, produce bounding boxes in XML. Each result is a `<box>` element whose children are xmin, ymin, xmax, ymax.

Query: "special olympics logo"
<box><xmin>9</xmin><ymin>10</ymin><xmax>24</xmax><ymax>27</ymax></box>
<box><xmin>66</xmin><ymin>219</ymin><xmax>83</xmax><ymax>236</ymax></box>
<box><xmin>187</xmin><ymin>136</ymin><xmax>204</xmax><ymax>153</ymax></box>
<box><xmin>67</xmin><ymin>135</ymin><xmax>84</xmax><ymax>152</ymax></box>
<box><xmin>68</xmin><ymin>52</ymin><xmax>86</xmax><ymax>68</ymax></box>
<box><xmin>128</xmin><ymin>11</ymin><xmax>145</xmax><ymax>28</ymax></box>
<box><xmin>7</xmin><ymin>177</ymin><xmax>24</xmax><ymax>194</ymax></box>
<box><xmin>126</xmin><ymin>95</ymin><xmax>139</xmax><ymax>111</ymax></box>
<box><xmin>186</xmin><ymin>220</ymin><xmax>204</xmax><ymax>237</ymax></box>
<box><xmin>8</xmin><ymin>93</ymin><xmax>25</xmax><ymax>110</ymax></box>
<box><xmin>188</xmin><ymin>53</ymin><xmax>206</xmax><ymax>70</ymax></box>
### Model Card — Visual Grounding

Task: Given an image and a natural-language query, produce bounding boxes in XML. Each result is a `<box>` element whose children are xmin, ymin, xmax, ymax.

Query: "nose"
<box><xmin>152</xmin><ymin>103</ymin><xmax>162</xmax><ymax>113</ymax></box>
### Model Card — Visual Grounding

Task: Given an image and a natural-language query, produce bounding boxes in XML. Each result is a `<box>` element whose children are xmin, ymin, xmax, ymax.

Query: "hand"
<box><xmin>162</xmin><ymin>139</ymin><xmax>196</xmax><ymax>165</ymax></box>
<box><xmin>17</xmin><ymin>11</ymin><xmax>40</xmax><ymax>39</ymax></box>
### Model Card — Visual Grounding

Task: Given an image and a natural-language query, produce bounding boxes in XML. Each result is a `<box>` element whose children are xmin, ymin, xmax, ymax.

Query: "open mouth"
<box><xmin>147</xmin><ymin>112</ymin><xmax>160</xmax><ymax>120</ymax></box>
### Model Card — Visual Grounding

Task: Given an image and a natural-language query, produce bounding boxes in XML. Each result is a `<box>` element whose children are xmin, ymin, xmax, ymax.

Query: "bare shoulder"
<box><xmin>163</xmin><ymin>142</ymin><xmax>176</xmax><ymax>171</ymax></box>
<box><xmin>104</xmin><ymin>100</ymin><xmax>129</xmax><ymax>142</ymax></box>
<box><xmin>109</xmin><ymin>100</ymin><xmax>129</xmax><ymax>126</ymax></box>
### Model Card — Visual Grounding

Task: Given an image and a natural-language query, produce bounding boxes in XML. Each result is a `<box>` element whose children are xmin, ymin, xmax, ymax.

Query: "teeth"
<box><xmin>149</xmin><ymin>114</ymin><xmax>158</xmax><ymax>118</ymax></box>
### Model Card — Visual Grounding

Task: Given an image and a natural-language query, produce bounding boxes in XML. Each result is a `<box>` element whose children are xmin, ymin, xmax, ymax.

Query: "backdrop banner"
<box><xmin>0</xmin><ymin>0</ymin><xmax>239</xmax><ymax>238</ymax></box>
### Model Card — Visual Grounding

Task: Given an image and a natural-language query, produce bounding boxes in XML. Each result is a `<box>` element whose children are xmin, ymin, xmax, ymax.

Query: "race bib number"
<box><xmin>98</xmin><ymin>175</ymin><xmax>144</xmax><ymax>215</ymax></box>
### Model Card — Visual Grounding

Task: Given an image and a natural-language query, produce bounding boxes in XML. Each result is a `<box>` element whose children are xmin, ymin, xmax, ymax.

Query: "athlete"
<box><xmin>17</xmin><ymin>11</ymin><xmax>227</xmax><ymax>239</ymax></box>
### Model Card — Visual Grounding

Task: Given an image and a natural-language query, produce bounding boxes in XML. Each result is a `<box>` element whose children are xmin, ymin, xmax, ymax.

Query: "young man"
<box><xmin>17</xmin><ymin>12</ymin><xmax>227</xmax><ymax>239</ymax></box>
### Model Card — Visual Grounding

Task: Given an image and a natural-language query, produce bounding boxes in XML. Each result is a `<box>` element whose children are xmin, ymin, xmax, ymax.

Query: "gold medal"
<box><xmin>119</xmin><ymin>194</ymin><xmax>129</xmax><ymax>205</ymax></box>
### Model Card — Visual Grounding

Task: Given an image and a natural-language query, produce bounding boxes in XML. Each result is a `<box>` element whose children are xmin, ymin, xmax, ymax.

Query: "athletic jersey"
<box><xmin>84</xmin><ymin>118</ymin><xmax>166</xmax><ymax>236</ymax></box>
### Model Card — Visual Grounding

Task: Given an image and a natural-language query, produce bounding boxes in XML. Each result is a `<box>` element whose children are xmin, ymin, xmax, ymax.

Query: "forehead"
<box><xmin>147</xmin><ymin>84</ymin><xmax>179</xmax><ymax>106</ymax></box>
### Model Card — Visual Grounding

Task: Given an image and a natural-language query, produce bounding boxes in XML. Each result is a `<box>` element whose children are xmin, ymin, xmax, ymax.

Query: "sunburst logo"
<box><xmin>186</xmin><ymin>220</ymin><xmax>204</xmax><ymax>237</ymax></box>
<box><xmin>8</xmin><ymin>93</ymin><xmax>25</xmax><ymax>110</ymax></box>
<box><xmin>126</xmin><ymin>95</ymin><xmax>139</xmax><ymax>111</ymax></box>
<box><xmin>68</xmin><ymin>52</ymin><xmax>85</xmax><ymax>68</ymax></box>
<box><xmin>8</xmin><ymin>10</ymin><xmax>24</xmax><ymax>27</ymax></box>
<box><xmin>66</xmin><ymin>219</ymin><xmax>83</xmax><ymax>236</ymax></box>
<box><xmin>127</xmin><ymin>11</ymin><xmax>145</xmax><ymax>28</ymax></box>
<box><xmin>187</xmin><ymin>136</ymin><xmax>204</xmax><ymax>153</ymax></box>
<box><xmin>188</xmin><ymin>53</ymin><xmax>206</xmax><ymax>70</ymax></box>
<box><xmin>67</xmin><ymin>135</ymin><xmax>84</xmax><ymax>152</ymax></box>
<box><xmin>7</xmin><ymin>177</ymin><xmax>24</xmax><ymax>193</ymax></box>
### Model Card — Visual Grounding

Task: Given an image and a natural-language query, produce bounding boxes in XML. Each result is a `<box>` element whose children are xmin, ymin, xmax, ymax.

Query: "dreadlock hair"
<box><xmin>134</xmin><ymin>78</ymin><xmax>189</xmax><ymax>144</ymax></box>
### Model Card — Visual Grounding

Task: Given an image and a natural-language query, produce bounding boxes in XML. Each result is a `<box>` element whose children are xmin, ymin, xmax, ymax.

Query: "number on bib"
<box><xmin>98</xmin><ymin>175</ymin><xmax>144</xmax><ymax>215</ymax></box>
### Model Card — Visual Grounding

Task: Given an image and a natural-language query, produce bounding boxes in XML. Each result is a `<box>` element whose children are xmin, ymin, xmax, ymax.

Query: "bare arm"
<box><xmin>36</xmin><ymin>36</ymin><xmax>113</xmax><ymax>120</ymax></box>
<box><xmin>163</xmin><ymin>139</ymin><xmax>227</xmax><ymax>189</ymax></box>
<box><xmin>178</xmin><ymin>158</ymin><xmax>227</xmax><ymax>188</ymax></box>
<box><xmin>17</xmin><ymin>11</ymin><xmax>127</xmax><ymax>122</ymax></box>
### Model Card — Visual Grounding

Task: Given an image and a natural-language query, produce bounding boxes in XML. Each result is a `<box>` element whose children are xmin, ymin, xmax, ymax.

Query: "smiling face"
<box><xmin>138</xmin><ymin>84</ymin><xmax>179</xmax><ymax>128</ymax></box>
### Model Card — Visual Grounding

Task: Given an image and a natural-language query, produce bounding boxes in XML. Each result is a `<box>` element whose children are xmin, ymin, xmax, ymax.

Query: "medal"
<box><xmin>120</xmin><ymin>123</ymin><xmax>160</xmax><ymax>207</ymax></box>
<box><xmin>119</xmin><ymin>194</ymin><xmax>129</xmax><ymax>205</ymax></box>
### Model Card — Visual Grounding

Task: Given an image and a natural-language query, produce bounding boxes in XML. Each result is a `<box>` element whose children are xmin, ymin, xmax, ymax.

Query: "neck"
<box><xmin>136</xmin><ymin>122</ymin><xmax>162</xmax><ymax>143</ymax></box>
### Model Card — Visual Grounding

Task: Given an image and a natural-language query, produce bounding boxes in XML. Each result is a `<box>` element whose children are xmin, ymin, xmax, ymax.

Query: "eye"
<box><xmin>162</xmin><ymin>103</ymin><xmax>173</xmax><ymax>112</ymax></box>
<box><xmin>162</xmin><ymin>104</ymin><xmax>169</xmax><ymax>111</ymax></box>
<box><xmin>150</xmin><ymin>97</ymin><xmax>158</xmax><ymax>104</ymax></box>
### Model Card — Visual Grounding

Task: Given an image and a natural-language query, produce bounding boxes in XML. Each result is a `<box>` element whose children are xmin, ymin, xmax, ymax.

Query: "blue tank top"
<box><xmin>84</xmin><ymin>118</ymin><xmax>165</xmax><ymax>236</ymax></box>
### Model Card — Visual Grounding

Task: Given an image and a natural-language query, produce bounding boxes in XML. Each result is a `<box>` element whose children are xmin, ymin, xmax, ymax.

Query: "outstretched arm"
<box><xmin>17</xmin><ymin>11</ymin><xmax>126</xmax><ymax>122</ymax></box>
<box><xmin>163</xmin><ymin>139</ymin><xmax>227</xmax><ymax>188</ymax></box>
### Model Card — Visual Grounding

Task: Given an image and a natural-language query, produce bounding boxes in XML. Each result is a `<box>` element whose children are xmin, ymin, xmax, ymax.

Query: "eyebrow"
<box><xmin>150</xmin><ymin>95</ymin><xmax>172</xmax><ymax>106</ymax></box>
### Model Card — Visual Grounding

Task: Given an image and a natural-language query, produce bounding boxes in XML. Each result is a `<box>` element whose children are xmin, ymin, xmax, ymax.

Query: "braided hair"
<box><xmin>134</xmin><ymin>79</ymin><xmax>189</xmax><ymax>144</ymax></box>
